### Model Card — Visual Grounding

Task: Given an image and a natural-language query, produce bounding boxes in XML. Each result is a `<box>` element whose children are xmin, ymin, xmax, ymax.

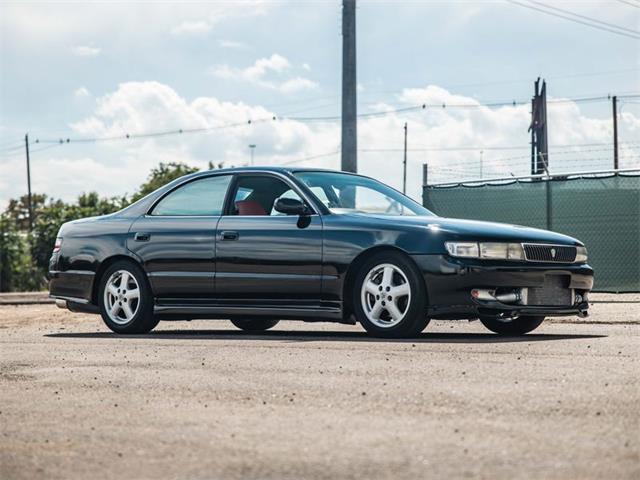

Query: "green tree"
<box><xmin>4</xmin><ymin>193</ymin><xmax>47</xmax><ymax>230</ymax></box>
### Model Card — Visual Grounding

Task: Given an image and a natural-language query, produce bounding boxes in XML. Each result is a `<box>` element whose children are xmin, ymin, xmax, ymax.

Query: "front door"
<box><xmin>127</xmin><ymin>174</ymin><xmax>232</xmax><ymax>300</ymax></box>
<box><xmin>215</xmin><ymin>173</ymin><xmax>323</xmax><ymax>302</ymax></box>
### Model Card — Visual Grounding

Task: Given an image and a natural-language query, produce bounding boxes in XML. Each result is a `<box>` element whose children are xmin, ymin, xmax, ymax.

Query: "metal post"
<box><xmin>341</xmin><ymin>0</ymin><xmax>357</xmax><ymax>174</ymax></box>
<box><xmin>249</xmin><ymin>144</ymin><xmax>256</xmax><ymax>166</ymax></box>
<box><xmin>402</xmin><ymin>122</ymin><xmax>407</xmax><ymax>194</ymax></box>
<box><xmin>24</xmin><ymin>134</ymin><xmax>33</xmax><ymax>232</ymax></box>
<box><xmin>540</xmin><ymin>80</ymin><xmax>548</xmax><ymax>172</ymax></box>
<box><xmin>613</xmin><ymin>96</ymin><xmax>618</xmax><ymax>170</ymax></box>
<box><xmin>530</xmin><ymin>98</ymin><xmax>535</xmax><ymax>175</ymax></box>
<box><xmin>546</xmin><ymin>178</ymin><xmax>552</xmax><ymax>231</ymax></box>
<box><xmin>422</xmin><ymin>163</ymin><xmax>429</xmax><ymax>207</ymax></box>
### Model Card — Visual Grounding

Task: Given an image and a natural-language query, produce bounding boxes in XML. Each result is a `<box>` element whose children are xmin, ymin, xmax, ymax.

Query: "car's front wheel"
<box><xmin>230</xmin><ymin>318</ymin><xmax>280</xmax><ymax>332</ymax></box>
<box><xmin>98</xmin><ymin>261</ymin><xmax>158</xmax><ymax>334</ymax></box>
<box><xmin>353</xmin><ymin>251</ymin><xmax>430</xmax><ymax>338</ymax></box>
<box><xmin>479</xmin><ymin>315</ymin><xmax>545</xmax><ymax>335</ymax></box>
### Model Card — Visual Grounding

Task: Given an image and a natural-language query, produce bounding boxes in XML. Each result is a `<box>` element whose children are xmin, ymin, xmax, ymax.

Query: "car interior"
<box><xmin>232</xmin><ymin>176</ymin><xmax>303</xmax><ymax>216</ymax></box>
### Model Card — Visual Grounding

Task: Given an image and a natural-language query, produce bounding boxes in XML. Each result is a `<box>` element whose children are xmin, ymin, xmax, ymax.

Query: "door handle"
<box><xmin>220</xmin><ymin>231</ymin><xmax>239</xmax><ymax>241</ymax></box>
<box><xmin>134</xmin><ymin>232</ymin><xmax>150</xmax><ymax>242</ymax></box>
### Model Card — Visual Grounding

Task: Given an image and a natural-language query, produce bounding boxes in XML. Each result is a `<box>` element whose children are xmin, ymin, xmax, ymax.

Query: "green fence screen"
<box><xmin>423</xmin><ymin>173</ymin><xmax>640</xmax><ymax>292</ymax></box>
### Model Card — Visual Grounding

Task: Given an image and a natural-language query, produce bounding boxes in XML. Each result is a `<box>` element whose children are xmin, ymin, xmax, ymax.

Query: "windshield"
<box><xmin>293</xmin><ymin>171</ymin><xmax>434</xmax><ymax>216</ymax></box>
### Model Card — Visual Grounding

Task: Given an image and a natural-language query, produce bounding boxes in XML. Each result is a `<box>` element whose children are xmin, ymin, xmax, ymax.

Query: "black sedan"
<box><xmin>49</xmin><ymin>167</ymin><xmax>593</xmax><ymax>337</ymax></box>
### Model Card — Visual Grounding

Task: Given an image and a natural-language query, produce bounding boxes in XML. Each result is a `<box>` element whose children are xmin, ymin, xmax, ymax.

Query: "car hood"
<box><xmin>346</xmin><ymin>213</ymin><xmax>582</xmax><ymax>245</ymax></box>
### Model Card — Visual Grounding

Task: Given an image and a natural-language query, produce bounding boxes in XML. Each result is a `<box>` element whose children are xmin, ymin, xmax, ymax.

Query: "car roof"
<box><xmin>193</xmin><ymin>166</ymin><xmax>361</xmax><ymax>177</ymax></box>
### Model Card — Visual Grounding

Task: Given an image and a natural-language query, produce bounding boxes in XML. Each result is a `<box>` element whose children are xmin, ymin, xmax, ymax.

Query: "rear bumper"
<box><xmin>49</xmin><ymin>270</ymin><xmax>95</xmax><ymax>304</ymax></box>
<box><xmin>410</xmin><ymin>254</ymin><xmax>594</xmax><ymax>319</ymax></box>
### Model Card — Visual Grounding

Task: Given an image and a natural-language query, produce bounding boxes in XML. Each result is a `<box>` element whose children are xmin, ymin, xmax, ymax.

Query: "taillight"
<box><xmin>53</xmin><ymin>237</ymin><xmax>63</xmax><ymax>253</ymax></box>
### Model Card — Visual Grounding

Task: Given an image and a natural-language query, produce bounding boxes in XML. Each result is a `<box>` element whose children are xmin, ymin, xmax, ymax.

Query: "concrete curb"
<box><xmin>0</xmin><ymin>292</ymin><xmax>54</xmax><ymax>305</ymax></box>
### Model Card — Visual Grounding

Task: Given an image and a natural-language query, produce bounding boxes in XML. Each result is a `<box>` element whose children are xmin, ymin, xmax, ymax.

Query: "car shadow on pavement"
<box><xmin>45</xmin><ymin>330</ymin><xmax>606</xmax><ymax>344</ymax></box>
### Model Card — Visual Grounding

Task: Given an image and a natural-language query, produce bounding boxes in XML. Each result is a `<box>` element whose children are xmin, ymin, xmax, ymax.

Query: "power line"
<box><xmin>3</xmin><ymin>93</ymin><xmax>638</xmax><ymax>149</ymax></box>
<box><xmin>614</xmin><ymin>0</ymin><xmax>640</xmax><ymax>9</ymax></box>
<box><xmin>506</xmin><ymin>0</ymin><xmax>640</xmax><ymax>40</ymax></box>
<box><xmin>281</xmin><ymin>150</ymin><xmax>340</xmax><ymax>166</ymax></box>
<box><xmin>526</xmin><ymin>0</ymin><xmax>640</xmax><ymax>36</ymax></box>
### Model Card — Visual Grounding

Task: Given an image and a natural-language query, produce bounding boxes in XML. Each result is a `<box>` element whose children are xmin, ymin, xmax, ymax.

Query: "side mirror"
<box><xmin>274</xmin><ymin>197</ymin><xmax>311</xmax><ymax>216</ymax></box>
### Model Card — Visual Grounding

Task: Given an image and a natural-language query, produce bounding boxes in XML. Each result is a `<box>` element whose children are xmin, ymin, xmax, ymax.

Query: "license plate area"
<box><xmin>525</xmin><ymin>275</ymin><xmax>573</xmax><ymax>306</ymax></box>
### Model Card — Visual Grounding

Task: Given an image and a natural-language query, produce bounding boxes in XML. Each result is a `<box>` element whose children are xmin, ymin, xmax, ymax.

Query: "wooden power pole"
<box><xmin>24</xmin><ymin>134</ymin><xmax>33</xmax><ymax>232</ymax></box>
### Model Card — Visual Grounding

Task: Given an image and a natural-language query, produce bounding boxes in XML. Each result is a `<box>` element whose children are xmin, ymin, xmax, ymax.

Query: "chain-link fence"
<box><xmin>423</xmin><ymin>171</ymin><xmax>640</xmax><ymax>292</ymax></box>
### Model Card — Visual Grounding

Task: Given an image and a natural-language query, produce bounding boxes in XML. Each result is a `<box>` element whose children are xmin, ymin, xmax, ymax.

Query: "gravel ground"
<box><xmin>0</xmin><ymin>304</ymin><xmax>638</xmax><ymax>480</ymax></box>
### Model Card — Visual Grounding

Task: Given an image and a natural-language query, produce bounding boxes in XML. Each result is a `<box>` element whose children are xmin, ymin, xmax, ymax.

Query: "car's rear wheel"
<box><xmin>98</xmin><ymin>260</ymin><xmax>158</xmax><ymax>334</ymax></box>
<box><xmin>479</xmin><ymin>315</ymin><xmax>545</xmax><ymax>335</ymax></box>
<box><xmin>353</xmin><ymin>251</ymin><xmax>430</xmax><ymax>338</ymax></box>
<box><xmin>230</xmin><ymin>318</ymin><xmax>280</xmax><ymax>332</ymax></box>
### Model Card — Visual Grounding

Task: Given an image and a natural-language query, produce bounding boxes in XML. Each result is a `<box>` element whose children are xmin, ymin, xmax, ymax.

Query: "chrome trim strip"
<box><xmin>50</xmin><ymin>295</ymin><xmax>90</xmax><ymax>304</ymax></box>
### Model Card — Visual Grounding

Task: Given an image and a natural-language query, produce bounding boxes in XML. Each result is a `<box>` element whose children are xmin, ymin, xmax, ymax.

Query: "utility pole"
<box><xmin>529</xmin><ymin>78</ymin><xmax>549</xmax><ymax>175</ymax></box>
<box><xmin>341</xmin><ymin>0</ymin><xmax>357</xmax><ymax>174</ymax></box>
<box><xmin>479</xmin><ymin>150</ymin><xmax>484</xmax><ymax>179</ymax></box>
<box><xmin>24</xmin><ymin>134</ymin><xmax>33</xmax><ymax>232</ymax></box>
<box><xmin>612</xmin><ymin>96</ymin><xmax>618</xmax><ymax>170</ymax></box>
<box><xmin>402</xmin><ymin>122</ymin><xmax>408</xmax><ymax>194</ymax></box>
<box><xmin>248</xmin><ymin>144</ymin><xmax>256</xmax><ymax>166</ymax></box>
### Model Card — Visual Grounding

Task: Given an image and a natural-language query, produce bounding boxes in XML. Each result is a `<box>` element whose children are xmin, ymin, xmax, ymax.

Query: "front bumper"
<box><xmin>411</xmin><ymin>255</ymin><xmax>593</xmax><ymax>319</ymax></box>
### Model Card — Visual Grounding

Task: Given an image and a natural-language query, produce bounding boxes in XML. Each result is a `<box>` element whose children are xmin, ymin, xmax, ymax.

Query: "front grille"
<box><xmin>527</xmin><ymin>275</ymin><xmax>573</xmax><ymax>306</ymax></box>
<box><xmin>523</xmin><ymin>243</ymin><xmax>576</xmax><ymax>263</ymax></box>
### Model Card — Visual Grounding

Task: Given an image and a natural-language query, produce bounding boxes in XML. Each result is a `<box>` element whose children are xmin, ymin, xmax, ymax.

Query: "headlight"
<box><xmin>445</xmin><ymin>242</ymin><xmax>479</xmax><ymax>258</ymax></box>
<box><xmin>575</xmin><ymin>246</ymin><xmax>588</xmax><ymax>263</ymax></box>
<box><xmin>446</xmin><ymin>242</ymin><xmax>524</xmax><ymax>260</ymax></box>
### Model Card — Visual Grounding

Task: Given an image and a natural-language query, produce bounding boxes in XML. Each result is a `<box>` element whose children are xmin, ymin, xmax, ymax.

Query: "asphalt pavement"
<box><xmin>0</xmin><ymin>303</ymin><xmax>638</xmax><ymax>479</ymax></box>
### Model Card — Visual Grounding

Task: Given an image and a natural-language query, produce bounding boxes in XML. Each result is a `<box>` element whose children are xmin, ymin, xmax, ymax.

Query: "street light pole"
<box><xmin>402</xmin><ymin>122</ymin><xmax>407</xmax><ymax>194</ymax></box>
<box><xmin>248</xmin><ymin>144</ymin><xmax>256</xmax><ymax>166</ymax></box>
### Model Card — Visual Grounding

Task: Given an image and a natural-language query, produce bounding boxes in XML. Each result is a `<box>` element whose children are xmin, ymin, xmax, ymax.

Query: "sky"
<box><xmin>0</xmin><ymin>0</ymin><xmax>639</xmax><ymax>208</ymax></box>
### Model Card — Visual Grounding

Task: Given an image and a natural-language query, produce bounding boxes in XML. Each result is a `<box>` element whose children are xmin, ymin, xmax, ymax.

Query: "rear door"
<box><xmin>127</xmin><ymin>174</ymin><xmax>232</xmax><ymax>300</ymax></box>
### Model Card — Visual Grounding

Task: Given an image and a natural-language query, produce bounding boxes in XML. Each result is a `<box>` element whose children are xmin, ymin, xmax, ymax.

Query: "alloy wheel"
<box><xmin>103</xmin><ymin>269</ymin><xmax>140</xmax><ymax>325</ymax></box>
<box><xmin>360</xmin><ymin>263</ymin><xmax>412</xmax><ymax>328</ymax></box>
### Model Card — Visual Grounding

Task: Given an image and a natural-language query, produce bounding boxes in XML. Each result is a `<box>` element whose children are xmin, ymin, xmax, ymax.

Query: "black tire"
<box><xmin>352</xmin><ymin>251</ymin><xmax>430</xmax><ymax>338</ymax></box>
<box><xmin>480</xmin><ymin>315</ymin><xmax>545</xmax><ymax>335</ymax></box>
<box><xmin>230</xmin><ymin>318</ymin><xmax>280</xmax><ymax>332</ymax></box>
<box><xmin>98</xmin><ymin>260</ymin><xmax>159</xmax><ymax>334</ymax></box>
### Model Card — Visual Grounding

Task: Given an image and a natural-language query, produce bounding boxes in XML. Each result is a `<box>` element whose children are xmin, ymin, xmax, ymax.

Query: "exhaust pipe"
<box><xmin>55</xmin><ymin>299</ymin><xmax>68</xmax><ymax>310</ymax></box>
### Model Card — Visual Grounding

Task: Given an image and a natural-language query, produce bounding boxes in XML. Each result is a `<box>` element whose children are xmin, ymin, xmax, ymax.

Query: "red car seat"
<box><xmin>235</xmin><ymin>200</ymin><xmax>267</xmax><ymax>215</ymax></box>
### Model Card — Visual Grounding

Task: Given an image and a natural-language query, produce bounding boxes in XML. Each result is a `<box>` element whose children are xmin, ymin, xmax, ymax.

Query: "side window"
<box><xmin>152</xmin><ymin>175</ymin><xmax>232</xmax><ymax>216</ymax></box>
<box><xmin>232</xmin><ymin>175</ymin><xmax>304</xmax><ymax>216</ymax></box>
<box><xmin>309</xmin><ymin>186</ymin><xmax>330</xmax><ymax>208</ymax></box>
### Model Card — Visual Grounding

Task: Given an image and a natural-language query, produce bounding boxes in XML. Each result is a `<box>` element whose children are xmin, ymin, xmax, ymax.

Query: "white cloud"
<box><xmin>279</xmin><ymin>77</ymin><xmax>319</xmax><ymax>94</ymax></box>
<box><xmin>72</xmin><ymin>45</ymin><xmax>100</xmax><ymax>57</ymax></box>
<box><xmin>209</xmin><ymin>54</ymin><xmax>317</xmax><ymax>93</ymax></box>
<box><xmin>170</xmin><ymin>20</ymin><xmax>212</xmax><ymax>36</ymax></box>
<box><xmin>218</xmin><ymin>40</ymin><xmax>247</xmax><ymax>49</ymax></box>
<box><xmin>302</xmin><ymin>63</ymin><xmax>311</xmax><ymax>71</ymax></box>
<box><xmin>74</xmin><ymin>87</ymin><xmax>91</xmax><ymax>98</ymax></box>
<box><xmin>2</xmin><ymin>81</ymin><xmax>637</xmax><ymax>209</ymax></box>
